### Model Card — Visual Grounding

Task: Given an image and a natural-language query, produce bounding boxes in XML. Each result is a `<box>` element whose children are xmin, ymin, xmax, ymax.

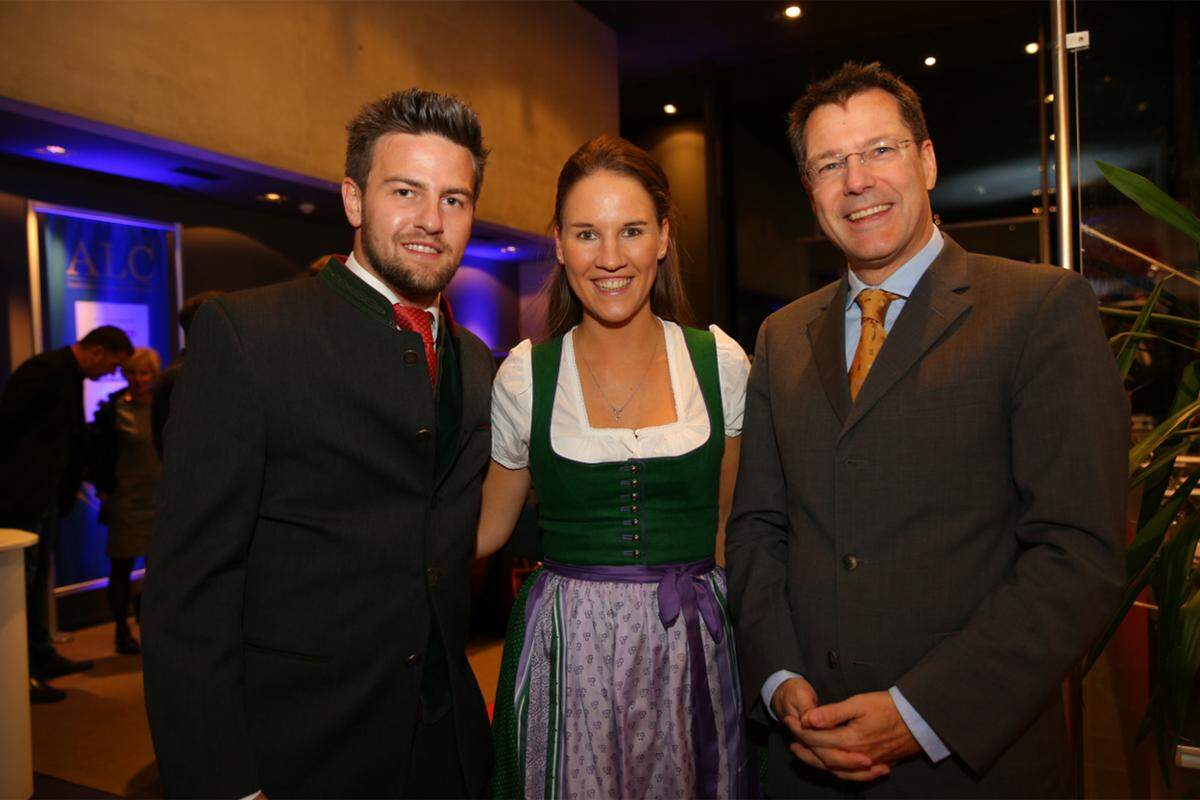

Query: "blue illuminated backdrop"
<box><xmin>36</xmin><ymin>204</ymin><xmax>179</xmax><ymax>588</ymax></box>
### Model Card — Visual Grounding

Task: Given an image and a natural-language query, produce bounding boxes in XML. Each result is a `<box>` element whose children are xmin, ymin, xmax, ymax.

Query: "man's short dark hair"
<box><xmin>79</xmin><ymin>325</ymin><xmax>133</xmax><ymax>355</ymax></box>
<box><xmin>345</xmin><ymin>88</ymin><xmax>489</xmax><ymax>200</ymax></box>
<box><xmin>787</xmin><ymin>61</ymin><xmax>930</xmax><ymax>174</ymax></box>
<box><xmin>179</xmin><ymin>291</ymin><xmax>223</xmax><ymax>335</ymax></box>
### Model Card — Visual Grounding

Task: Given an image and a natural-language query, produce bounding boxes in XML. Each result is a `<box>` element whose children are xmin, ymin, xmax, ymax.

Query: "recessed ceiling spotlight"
<box><xmin>1049</xmin><ymin>133</ymin><xmax>1056</xmax><ymax>141</ymax></box>
<box><xmin>1025</xmin><ymin>42</ymin><xmax>1040</xmax><ymax>55</ymax></box>
<box><xmin>1044</xmin><ymin>93</ymin><xmax>1055</xmax><ymax>104</ymax></box>
<box><xmin>924</xmin><ymin>56</ymin><xmax>937</xmax><ymax>67</ymax></box>
<box><xmin>784</xmin><ymin>5</ymin><xmax>801</xmax><ymax>19</ymax></box>
<box><xmin>663</xmin><ymin>103</ymin><xmax>678</xmax><ymax>115</ymax></box>
<box><xmin>501</xmin><ymin>246</ymin><xmax>518</xmax><ymax>254</ymax></box>
<box><xmin>298</xmin><ymin>201</ymin><xmax>316</xmax><ymax>215</ymax></box>
<box><xmin>258</xmin><ymin>192</ymin><xmax>285</xmax><ymax>203</ymax></box>
<box><xmin>43</xmin><ymin>145</ymin><xmax>68</xmax><ymax>155</ymax></box>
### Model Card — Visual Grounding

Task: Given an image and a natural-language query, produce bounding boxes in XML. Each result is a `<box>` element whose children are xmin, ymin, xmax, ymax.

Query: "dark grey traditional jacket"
<box><xmin>143</xmin><ymin>260</ymin><xmax>494</xmax><ymax>798</ymax></box>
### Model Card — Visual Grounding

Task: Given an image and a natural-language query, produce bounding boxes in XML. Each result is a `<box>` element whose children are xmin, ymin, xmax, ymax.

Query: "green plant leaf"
<box><xmin>1088</xmin><ymin>489</ymin><xmax>1200</xmax><ymax>675</ymax></box>
<box><xmin>1138</xmin><ymin>365</ymin><xmax>1200</xmax><ymax>537</ymax></box>
<box><xmin>1111</xmin><ymin>331</ymin><xmax>1200</xmax><ymax>357</ymax></box>
<box><xmin>1167</xmin><ymin>589</ymin><xmax>1200</xmax><ymax>735</ymax></box>
<box><xmin>1101</xmin><ymin>308</ymin><xmax>1200</xmax><ymax>331</ymax></box>
<box><xmin>1116</xmin><ymin>279</ymin><xmax>1168</xmax><ymax>380</ymax></box>
<box><xmin>1131</xmin><ymin>440</ymin><xmax>1193</xmax><ymax>488</ymax></box>
<box><xmin>1130</xmin><ymin>395</ymin><xmax>1200</xmax><ymax>476</ymax></box>
<box><xmin>1098</xmin><ymin>162</ymin><xmax>1200</xmax><ymax>247</ymax></box>
<box><xmin>1129</xmin><ymin>472</ymin><xmax>1200</xmax><ymax>581</ymax></box>
<box><xmin>1150</xmin><ymin>512</ymin><xmax>1200</xmax><ymax>788</ymax></box>
<box><xmin>1138</xmin><ymin>362</ymin><xmax>1200</xmax><ymax>532</ymax></box>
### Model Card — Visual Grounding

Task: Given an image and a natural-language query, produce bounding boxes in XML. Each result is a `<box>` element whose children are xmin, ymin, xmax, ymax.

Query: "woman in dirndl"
<box><xmin>478</xmin><ymin>134</ymin><xmax>753</xmax><ymax>799</ymax></box>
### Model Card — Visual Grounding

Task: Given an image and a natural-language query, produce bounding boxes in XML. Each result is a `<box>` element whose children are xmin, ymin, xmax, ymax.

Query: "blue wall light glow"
<box><xmin>445</xmin><ymin>258</ymin><xmax>518</xmax><ymax>353</ymax></box>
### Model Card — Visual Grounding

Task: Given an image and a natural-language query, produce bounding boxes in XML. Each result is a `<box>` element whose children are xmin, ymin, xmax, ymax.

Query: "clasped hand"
<box><xmin>771</xmin><ymin>677</ymin><xmax>921</xmax><ymax>782</ymax></box>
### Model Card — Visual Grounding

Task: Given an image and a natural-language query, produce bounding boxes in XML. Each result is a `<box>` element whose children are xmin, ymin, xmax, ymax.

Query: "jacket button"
<box><xmin>426</xmin><ymin>567</ymin><xmax>440</xmax><ymax>587</ymax></box>
<box><xmin>415</xmin><ymin>428</ymin><xmax>432</xmax><ymax>441</ymax></box>
<box><xmin>631</xmin><ymin>517</ymin><xmax>640</xmax><ymax>526</ymax></box>
<box><xmin>843</xmin><ymin>554</ymin><xmax>859</xmax><ymax>571</ymax></box>
<box><xmin>403</xmin><ymin>350</ymin><xmax>419</xmax><ymax>365</ymax></box>
<box><xmin>630</xmin><ymin>492</ymin><xmax>639</xmax><ymax>501</ymax></box>
<box><xmin>630</xmin><ymin>479</ymin><xmax>639</xmax><ymax>487</ymax></box>
<box><xmin>827</xmin><ymin>650</ymin><xmax>840</xmax><ymax>670</ymax></box>
<box><xmin>406</xmin><ymin>653</ymin><xmax>421</xmax><ymax>667</ymax></box>
<box><xmin>632</xmin><ymin>533</ymin><xmax>641</xmax><ymax>541</ymax></box>
<box><xmin>631</xmin><ymin>549</ymin><xmax>641</xmax><ymax>558</ymax></box>
<box><xmin>631</xmin><ymin>464</ymin><xmax>640</xmax><ymax>473</ymax></box>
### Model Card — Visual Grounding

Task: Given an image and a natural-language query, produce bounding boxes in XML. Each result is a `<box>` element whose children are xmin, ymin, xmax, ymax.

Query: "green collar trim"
<box><xmin>317</xmin><ymin>257</ymin><xmax>394</xmax><ymax>326</ymax></box>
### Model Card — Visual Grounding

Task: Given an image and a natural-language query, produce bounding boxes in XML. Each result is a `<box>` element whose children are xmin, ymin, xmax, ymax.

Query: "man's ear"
<box><xmin>919</xmin><ymin>140</ymin><xmax>938</xmax><ymax>191</ymax></box>
<box><xmin>342</xmin><ymin>178</ymin><xmax>363</xmax><ymax>228</ymax></box>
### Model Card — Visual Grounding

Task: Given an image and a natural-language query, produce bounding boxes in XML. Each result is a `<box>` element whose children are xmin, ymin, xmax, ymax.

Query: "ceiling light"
<box><xmin>784</xmin><ymin>5</ymin><xmax>802</xmax><ymax>19</ymax></box>
<box><xmin>298</xmin><ymin>201</ymin><xmax>316</xmax><ymax>215</ymax></box>
<box><xmin>1044</xmin><ymin>93</ymin><xmax>1054</xmax><ymax>103</ymax></box>
<box><xmin>1049</xmin><ymin>133</ymin><xmax>1056</xmax><ymax>141</ymax></box>
<box><xmin>1025</xmin><ymin>42</ymin><xmax>1039</xmax><ymax>55</ymax></box>
<box><xmin>44</xmin><ymin>145</ymin><xmax>67</xmax><ymax>155</ymax></box>
<box><xmin>663</xmin><ymin>103</ymin><xmax>677</xmax><ymax>115</ymax></box>
<box><xmin>501</xmin><ymin>246</ymin><xmax>518</xmax><ymax>254</ymax></box>
<box><xmin>924</xmin><ymin>56</ymin><xmax>937</xmax><ymax>67</ymax></box>
<box><xmin>257</xmin><ymin>192</ymin><xmax>285</xmax><ymax>203</ymax></box>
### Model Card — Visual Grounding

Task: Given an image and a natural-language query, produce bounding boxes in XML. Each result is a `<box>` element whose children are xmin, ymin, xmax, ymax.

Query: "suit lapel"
<box><xmin>808</xmin><ymin>278</ymin><xmax>852</xmax><ymax>425</ymax></box>
<box><xmin>841</xmin><ymin>237</ymin><xmax>972</xmax><ymax>438</ymax></box>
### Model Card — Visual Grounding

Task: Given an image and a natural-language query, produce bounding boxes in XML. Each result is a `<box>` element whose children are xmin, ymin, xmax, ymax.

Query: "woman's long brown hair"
<box><xmin>540</xmin><ymin>135</ymin><xmax>692</xmax><ymax>341</ymax></box>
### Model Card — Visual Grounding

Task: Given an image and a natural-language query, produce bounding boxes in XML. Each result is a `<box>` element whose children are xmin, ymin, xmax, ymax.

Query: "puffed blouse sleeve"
<box><xmin>490</xmin><ymin>338</ymin><xmax>535</xmax><ymax>469</ymax></box>
<box><xmin>710</xmin><ymin>325</ymin><xmax>751</xmax><ymax>438</ymax></box>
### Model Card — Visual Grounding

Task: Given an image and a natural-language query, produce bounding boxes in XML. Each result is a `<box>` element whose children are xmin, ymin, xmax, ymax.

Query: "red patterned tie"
<box><xmin>393</xmin><ymin>304</ymin><xmax>436</xmax><ymax>387</ymax></box>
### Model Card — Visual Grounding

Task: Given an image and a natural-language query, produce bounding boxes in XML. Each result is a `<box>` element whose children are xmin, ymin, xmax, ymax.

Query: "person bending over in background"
<box><xmin>0</xmin><ymin>325</ymin><xmax>132</xmax><ymax>703</ymax></box>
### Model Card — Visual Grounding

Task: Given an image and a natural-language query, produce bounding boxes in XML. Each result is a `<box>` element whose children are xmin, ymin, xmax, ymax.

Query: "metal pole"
<box><xmin>1037</xmin><ymin>24</ymin><xmax>1052</xmax><ymax>264</ymax></box>
<box><xmin>1052</xmin><ymin>0</ymin><xmax>1074</xmax><ymax>271</ymax></box>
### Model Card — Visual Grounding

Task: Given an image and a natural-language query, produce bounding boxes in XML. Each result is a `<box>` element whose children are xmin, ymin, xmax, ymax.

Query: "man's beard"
<box><xmin>361</xmin><ymin>224</ymin><xmax>460</xmax><ymax>300</ymax></box>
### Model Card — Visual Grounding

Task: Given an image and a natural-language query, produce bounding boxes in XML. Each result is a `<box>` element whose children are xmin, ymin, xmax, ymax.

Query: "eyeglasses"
<box><xmin>804</xmin><ymin>138</ymin><xmax>915</xmax><ymax>185</ymax></box>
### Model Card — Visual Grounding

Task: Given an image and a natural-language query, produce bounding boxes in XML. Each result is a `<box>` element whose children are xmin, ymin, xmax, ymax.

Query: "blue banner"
<box><xmin>37</xmin><ymin>206</ymin><xmax>176</xmax><ymax>588</ymax></box>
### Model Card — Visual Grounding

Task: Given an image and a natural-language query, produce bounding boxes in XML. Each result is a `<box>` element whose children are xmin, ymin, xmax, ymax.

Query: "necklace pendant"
<box><xmin>612</xmin><ymin>409</ymin><xmax>622</xmax><ymax>422</ymax></box>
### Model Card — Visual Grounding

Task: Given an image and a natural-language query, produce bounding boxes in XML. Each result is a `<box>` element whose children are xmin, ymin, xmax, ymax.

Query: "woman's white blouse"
<box><xmin>491</xmin><ymin>320</ymin><xmax>751</xmax><ymax>468</ymax></box>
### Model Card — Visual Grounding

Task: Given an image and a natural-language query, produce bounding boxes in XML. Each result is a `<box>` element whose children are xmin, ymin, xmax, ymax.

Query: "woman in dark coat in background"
<box><xmin>90</xmin><ymin>347</ymin><xmax>161</xmax><ymax>654</ymax></box>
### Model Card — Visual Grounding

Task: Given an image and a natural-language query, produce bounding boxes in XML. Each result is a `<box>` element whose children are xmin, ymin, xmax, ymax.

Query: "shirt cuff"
<box><xmin>889</xmin><ymin>686</ymin><xmax>951</xmax><ymax>763</ymax></box>
<box><xmin>761</xmin><ymin>670</ymin><xmax>803</xmax><ymax>721</ymax></box>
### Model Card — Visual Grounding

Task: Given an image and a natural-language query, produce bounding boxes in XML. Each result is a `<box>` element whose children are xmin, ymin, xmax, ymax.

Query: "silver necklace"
<box><xmin>576</xmin><ymin>329</ymin><xmax>661</xmax><ymax>423</ymax></box>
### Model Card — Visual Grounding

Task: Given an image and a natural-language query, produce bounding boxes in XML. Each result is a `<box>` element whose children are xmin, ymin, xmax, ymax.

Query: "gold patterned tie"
<box><xmin>848</xmin><ymin>288</ymin><xmax>902</xmax><ymax>401</ymax></box>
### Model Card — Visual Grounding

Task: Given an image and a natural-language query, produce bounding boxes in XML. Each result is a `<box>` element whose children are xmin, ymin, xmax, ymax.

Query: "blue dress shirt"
<box><xmin>761</xmin><ymin>227</ymin><xmax>951</xmax><ymax>764</ymax></box>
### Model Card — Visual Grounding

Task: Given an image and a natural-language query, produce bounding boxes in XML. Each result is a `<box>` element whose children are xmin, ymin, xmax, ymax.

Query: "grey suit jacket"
<box><xmin>726</xmin><ymin>235</ymin><xmax>1128</xmax><ymax>798</ymax></box>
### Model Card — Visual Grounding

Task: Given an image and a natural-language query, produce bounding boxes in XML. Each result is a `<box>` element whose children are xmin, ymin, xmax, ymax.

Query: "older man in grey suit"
<box><xmin>726</xmin><ymin>61</ymin><xmax>1128</xmax><ymax>797</ymax></box>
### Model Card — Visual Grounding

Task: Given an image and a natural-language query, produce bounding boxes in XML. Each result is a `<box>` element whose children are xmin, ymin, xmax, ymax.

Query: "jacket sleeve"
<box><xmin>725</xmin><ymin>319</ymin><xmax>808</xmax><ymax>723</ymax></box>
<box><xmin>0</xmin><ymin>359</ymin><xmax>58</xmax><ymax>454</ymax></box>
<box><xmin>87</xmin><ymin>395</ymin><xmax>119</xmax><ymax>494</ymax></box>
<box><xmin>142</xmin><ymin>299</ymin><xmax>265</xmax><ymax>797</ymax></box>
<box><xmin>895</xmin><ymin>271</ymin><xmax>1128</xmax><ymax>774</ymax></box>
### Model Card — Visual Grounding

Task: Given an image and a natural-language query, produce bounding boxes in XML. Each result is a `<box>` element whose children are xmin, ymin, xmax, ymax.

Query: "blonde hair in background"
<box><xmin>124</xmin><ymin>347</ymin><xmax>161</xmax><ymax>376</ymax></box>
